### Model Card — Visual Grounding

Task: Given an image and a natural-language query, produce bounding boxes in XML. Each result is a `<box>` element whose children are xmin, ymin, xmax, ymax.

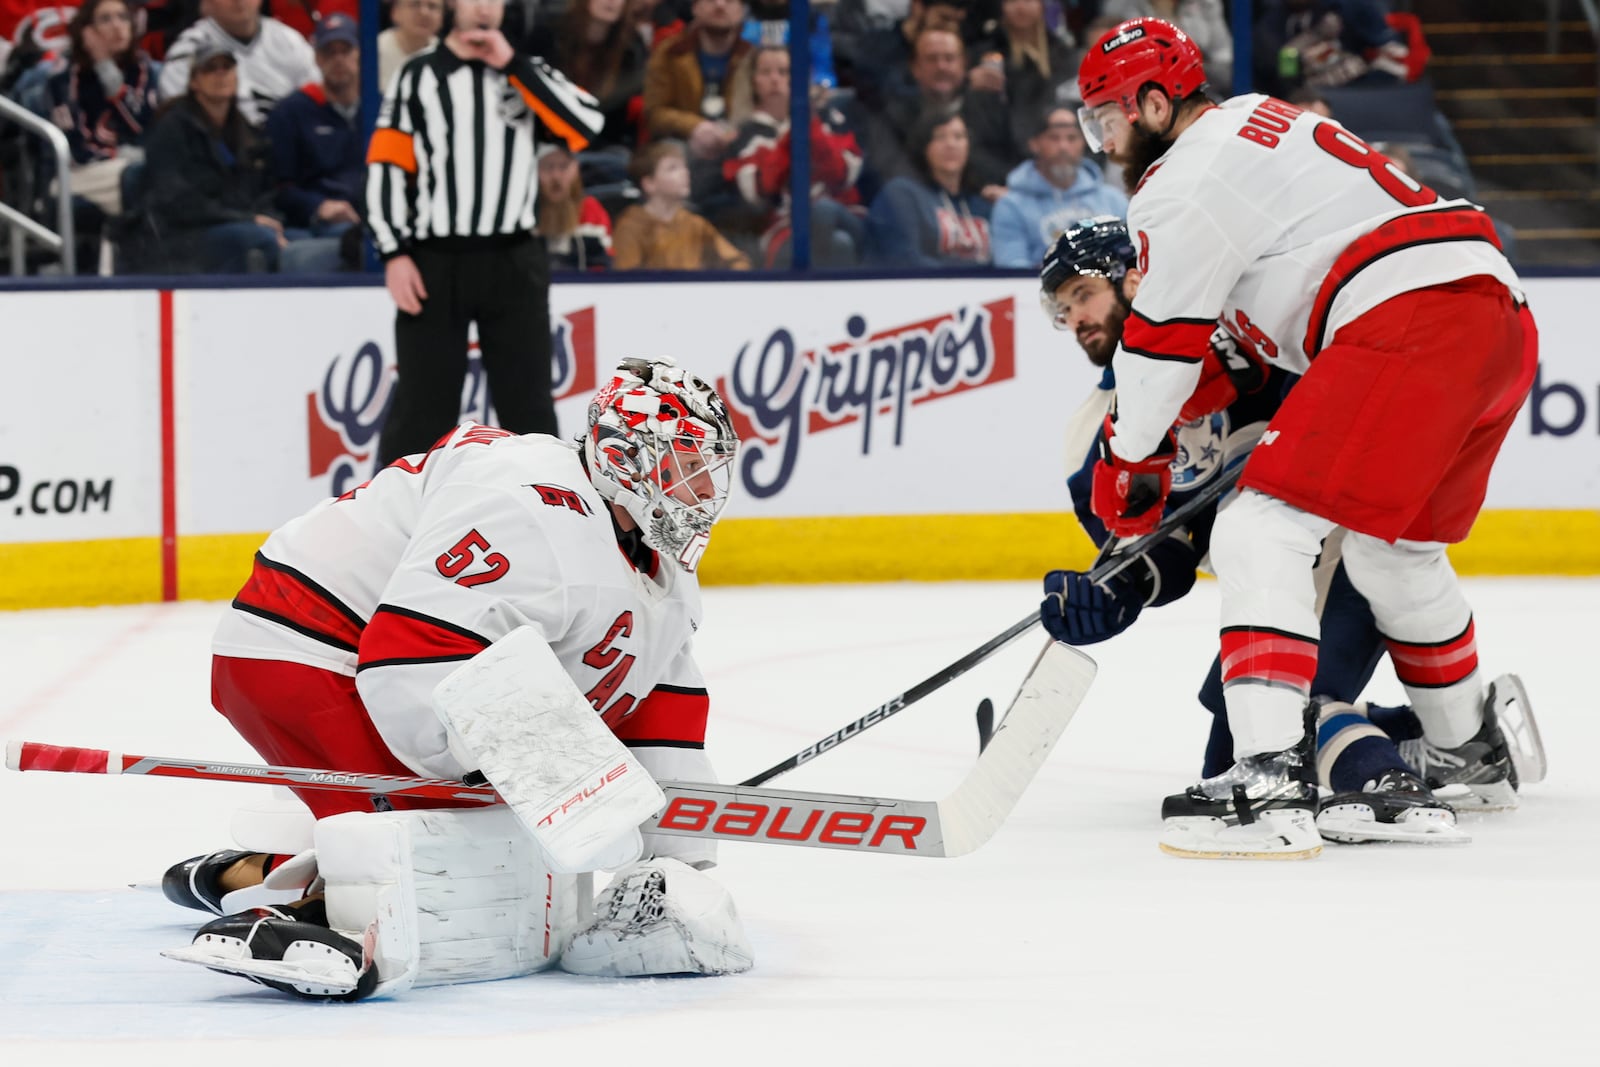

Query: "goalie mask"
<box><xmin>583</xmin><ymin>358</ymin><xmax>740</xmax><ymax>573</ymax></box>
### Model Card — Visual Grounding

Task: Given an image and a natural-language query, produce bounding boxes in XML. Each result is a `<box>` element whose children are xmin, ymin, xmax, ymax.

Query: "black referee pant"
<box><xmin>377</xmin><ymin>235</ymin><xmax>557</xmax><ymax>466</ymax></box>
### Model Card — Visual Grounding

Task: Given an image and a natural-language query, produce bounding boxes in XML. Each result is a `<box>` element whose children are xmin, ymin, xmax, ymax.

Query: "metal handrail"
<box><xmin>0</xmin><ymin>93</ymin><xmax>76</xmax><ymax>276</ymax></box>
<box><xmin>1551</xmin><ymin>0</ymin><xmax>1600</xmax><ymax>176</ymax></box>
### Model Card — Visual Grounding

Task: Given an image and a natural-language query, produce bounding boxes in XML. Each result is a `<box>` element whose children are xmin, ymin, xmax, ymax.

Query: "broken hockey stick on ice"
<box><xmin>6</xmin><ymin>641</ymin><xmax>1095</xmax><ymax>858</ymax></box>
<box><xmin>739</xmin><ymin>463</ymin><xmax>1243</xmax><ymax>787</ymax></box>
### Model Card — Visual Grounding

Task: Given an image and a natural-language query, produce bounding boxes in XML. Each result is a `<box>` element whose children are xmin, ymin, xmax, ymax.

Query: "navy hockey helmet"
<box><xmin>1039</xmin><ymin>215</ymin><xmax>1138</xmax><ymax>330</ymax></box>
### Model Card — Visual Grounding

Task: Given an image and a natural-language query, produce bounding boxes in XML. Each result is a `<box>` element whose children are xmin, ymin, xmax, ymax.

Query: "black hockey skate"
<box><xmin>1316</xmin><ymin>769</ymin><xmax>1468</xmax><ymax>845</ymax></box>
<box><xmin>162</xmin><ymin>850</ymin><xmax>263</xmax><ymax>915</ymax></box>
<box><xmin>1159</xmin><ymin>728</ymin><xmax>1322</xmax><ymax>860</ymax></box>
<box><xmin>162</xmin><ymin>901</ymin><xmax>377</xmax><ymax>1001</ymax></box>
<box><xmin>1398</xmin><ymin>680</ymin><xmax>1520</xmax><ymax>812</ymax></box>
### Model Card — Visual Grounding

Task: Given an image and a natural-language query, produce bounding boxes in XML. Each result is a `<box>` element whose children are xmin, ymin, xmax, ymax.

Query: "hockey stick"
<box><xmin>974</xmin><ymin>698</ymin><xmax>995</xmax><ymax>753</ymax></box>
<box><xmin>740</xmin><ymin>463</ymin><xmax>1243</xmax><ymax>787</ymax></box>
<box><xmin>5</xmin><ymin>642</ymin><xmax>1094</xmax><ymax>859</ymax></box>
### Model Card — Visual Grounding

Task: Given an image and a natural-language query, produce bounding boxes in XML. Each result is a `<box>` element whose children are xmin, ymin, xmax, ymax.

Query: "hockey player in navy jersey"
<box><xmin>1034</xmin><ymin>216</ymin><xmax>1545</xmax><ymax>851</ymax></box>
<box><xmin>158</xmin><ymin>357</ymin><xmax>754</xmax><ymax>999</ymax></box>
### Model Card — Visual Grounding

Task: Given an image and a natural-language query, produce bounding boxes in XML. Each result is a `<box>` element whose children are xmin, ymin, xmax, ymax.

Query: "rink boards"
<box><xmin>2</xmin><ymin>275</ymin><xmax>1597</xmax><ymax>609</ymax></box>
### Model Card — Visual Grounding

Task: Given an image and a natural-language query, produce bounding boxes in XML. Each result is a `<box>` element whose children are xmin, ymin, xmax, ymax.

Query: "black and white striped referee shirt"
<box><xmin>365</xmin><ymin>46</ymin><xmax>603</xmax><ymax>258</ymax></box>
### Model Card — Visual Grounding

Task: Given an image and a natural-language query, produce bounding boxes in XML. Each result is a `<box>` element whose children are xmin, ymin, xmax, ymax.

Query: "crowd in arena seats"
<box><xmin>0</xmin><ymin>0</ymin><xmax>1503</xmax><ymax>277</ymax></box>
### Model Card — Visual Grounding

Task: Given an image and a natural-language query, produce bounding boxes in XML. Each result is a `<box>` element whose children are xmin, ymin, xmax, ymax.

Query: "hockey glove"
<box><xmin>1090</xmin><ymin>416</ymin><xmax>1177</xmax><ymax>538</ymax></box>
<box><xmin>1040</xmin><ymin>568</ymin><xmax>1145</xmax><ymax>646</ymax></box>
<box><xmin>1178</xmin><ymin>328</ymin><xmax>1268</xmax><ymax>423</ymax></box>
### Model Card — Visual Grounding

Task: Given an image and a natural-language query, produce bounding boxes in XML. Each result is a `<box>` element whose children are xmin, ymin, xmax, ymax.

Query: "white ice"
<box><xmin>2</xmin><ymin>579</ymin><xmax>1596</xmax><ymax>1066</ymax></box>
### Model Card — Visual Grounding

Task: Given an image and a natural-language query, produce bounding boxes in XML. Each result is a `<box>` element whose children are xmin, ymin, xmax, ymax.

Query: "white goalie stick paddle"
<box><xmin>6</xmin><ymin>641</ymin><xmax>1095</xmax><ymax>858</ymax></box>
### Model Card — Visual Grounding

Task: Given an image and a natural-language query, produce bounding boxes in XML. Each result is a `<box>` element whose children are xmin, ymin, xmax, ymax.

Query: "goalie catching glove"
<box><xmin>1090</xmin><ymin>416</ymin><xmax>1178</xmax><ymax>538</ymax></box>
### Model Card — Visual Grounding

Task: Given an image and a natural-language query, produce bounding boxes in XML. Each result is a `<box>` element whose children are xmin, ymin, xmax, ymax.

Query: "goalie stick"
<box><xmin>6</xmin><ymin>641</ymin><xmax>1095</xmax><ymax>858</ymax></box>
<box><xmin>739</xmin><ymin>462</ymin><xmax>1243</xmax><ymax>786</ymax></box>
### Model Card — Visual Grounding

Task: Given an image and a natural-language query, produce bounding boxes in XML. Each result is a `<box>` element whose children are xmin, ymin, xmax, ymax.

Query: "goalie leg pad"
<box><xmin>315</xmin><ymin>805</ymin><xmax>586</xmax><ymax>996</ymax></box>
<box><xmin>560</xmin><ymin>857</ymin><xmax>754</xmax><ymax>977</ymax></box>
<box><xmin>432</xmin><ymin>626</ymin><xmax>665</xmax><ymax>874</ymax></box>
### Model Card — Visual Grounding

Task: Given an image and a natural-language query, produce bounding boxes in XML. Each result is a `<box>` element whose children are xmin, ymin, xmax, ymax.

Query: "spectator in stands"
<box><xmin>856</xmin><ymin>24</ymin><xmax>1018</xmax><ymax>195</ymax></box>
<box><xmin>643</xmin><ymin>0</ymin><xmax>753</xmax><ymax>155</ymax></box>
<box><xmin>866</xmin><ymin>104</ymin><xmax>991</xmax><ymax>266</ymax></box>
<box><xmin>612</xmin><ymin>140</ymin><xmax>750</xmax><ymax>269</ymax></box>
<box><xmin>378</xmin><ymin>0</ymin><xmax>443</xmax><ymax>88</ymax></box>
<box><xmin>142</xmin><ymin>39</ymin><xmax>286</xmax><ymax>271</ymax></box>
<box><xmin>527</xmin><ymin>0</ymin><xmax>649</xmax><ymax>154</ymax></box>
<box><xmin>263</xmin><ymin>13</ymin><xmax>362</xmax><ymax>272</ymax></box>
<box><xmin>631</xmin><ymin>0</ymin><xmax>686</xmax><ymax>51</ymax></box>
<box><xmin>1254</xmin><ymin>0</ymin><xmax>1411</xmax><ymax>97</ymax></box>
<box><xmin>742</xmin><ymin>0</ymin><xmax>837</xmax><ymax>90</ymax></box>
<box><xmin>45</xmin><ymin>0</ymin><xmax>159</xmax><ymax>217</ymax></box>
<box><xmin>158</xmin><ymin>0</ymin><xmax>318</xmax><ymax>125</ymax></box>
<box><xmin>990</xmin><ymin>105</ymin><xmax>1125</xmax><ymax>268</ymax></box>
<box><xmin>1287</xmin><ymin>85</ymin><xmax>1334</xmax><ymax>118</ymax></box>
<box><xmin>536</xmin><ymin>143</ymin><xmax>613</xmax><ymax>270</ymax></box>
<box><xmin>722</xmin><ymin>45</ymin><xmax>864</xmax><ymax>267</ymax></box>
<box><xmin>267</xmin><ymin>0</ymin><xmax>362</xmax><ymax>45</ymax></box>
<box><xmin>967</xmin><ymin>0</ymin><xmax>1076</xmax><ymax>145</ymax></box>
<box><xmin>1101</xmin><ymin>0</ymin><xmax>1232</xmax><ymax>90</ymax></box>
<box><xmin>850</xmin><ymin>0</ymin><xmax>968</xmax><ymax>108</ymax></box>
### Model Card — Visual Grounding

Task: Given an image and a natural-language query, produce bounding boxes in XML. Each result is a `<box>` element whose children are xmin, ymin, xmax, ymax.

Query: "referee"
<box><xmin>366</xmin><ymin>0</ymin><xmax>603</xmax><ymax>466</ymax></box>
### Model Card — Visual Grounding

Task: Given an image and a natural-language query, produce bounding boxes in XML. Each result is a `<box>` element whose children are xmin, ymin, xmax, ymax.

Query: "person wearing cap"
<box><xmin>158</xmin><ymin>0</ymin><xmax>319</xmax><ymax>127</ymax></box>
<box><xmin>990</xmin><ymin>104</ymin><xmax>1126</xmax><ymax>268</ymax></box>
<box><xmin>264</xmin><ymin>13</ymin><xmax>364</xmax><ymax>271</ymax></box>
<box><xmin>142</xmin><ymin>40</ymin><xmax>287</xmax><ymax>271</ymax></box>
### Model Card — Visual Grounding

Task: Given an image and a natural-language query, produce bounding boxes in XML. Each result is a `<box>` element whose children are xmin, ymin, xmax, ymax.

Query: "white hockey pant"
<box><xmin>1339</xmin><ymin>530</ymin><xmax>1483</xmax><ymax>747</ymax></box>
<box><xmin>314</xmin><ymin>806</ymin><xmax>586</xmax><ymax>998</ymax></box>
<box><xmin>1209</xmin><ymin>490</ymin><xmax>1332</xmax><ymax>757</ymax></box>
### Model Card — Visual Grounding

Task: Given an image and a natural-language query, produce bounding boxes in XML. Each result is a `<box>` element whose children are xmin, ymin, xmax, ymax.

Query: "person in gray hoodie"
<box><xmin>991</xmin><ymin>106</ymin><xmax>1129</xmax><ymax>268</ymax></box>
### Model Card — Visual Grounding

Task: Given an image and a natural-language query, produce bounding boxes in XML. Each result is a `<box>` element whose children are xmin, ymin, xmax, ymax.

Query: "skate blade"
<box><xmin>1159</xmin><ymin>810</ymin><xmax>1322</xmax><ymax>860</ymax></box>
<box><xmin>1435</xmin><ymin>782</ymin><xmax>1519</xmax><ymax>814</ymax></box>
<box><xmin>1316</xmin><ymin>805</ymin><xmax>1471</xmax><ymax>845</ymax></box>
<box><xmin>162</xmin><ymin>946</ymin><xmax>360</xmax><ymax>995</ymax></box>
<box><xmin>1493</xmin><ymin>673</ymin><xmax>1546</xmax><ymax>785</ymax></box>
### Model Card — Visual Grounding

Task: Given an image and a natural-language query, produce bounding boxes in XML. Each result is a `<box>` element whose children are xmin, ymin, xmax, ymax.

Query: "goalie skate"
<box><xmin>1159</xmin><ymin>745</ymin><xmax>1322</xmax><ymax>860</ymax></box>
<box><xmin>1399</xmin><ymin>679</ymin><xmax>1520</xmax><ymax>812</ymax></box>
<box><xmin>161</xmin><ymin>849</ymin><xmax>258</xmax><ymax>914</ymax></box>
<box><xmin>1316</xmin><ymin>770</ymin><xmax>1469</xmax><ymax>845</ymax></box>
<box><xmin>162</xmin><ymin>903</ymin><xmax>377</xmax><ymax>1001</ymax></box>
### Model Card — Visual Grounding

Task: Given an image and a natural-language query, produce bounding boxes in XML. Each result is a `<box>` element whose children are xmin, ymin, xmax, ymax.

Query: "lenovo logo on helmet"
<box><xmin>1101</xmin><ymin>25</ymin><xmax>1145</xmax><ymax>52</ymax></box>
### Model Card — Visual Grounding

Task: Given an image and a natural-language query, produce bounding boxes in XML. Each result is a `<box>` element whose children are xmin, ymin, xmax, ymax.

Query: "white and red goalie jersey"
<box><xmin>213</xmin><ymin>426</ymin><xmax>713</xmax><ymax>791</ymax></box>
<box><xmin>1110</xmin><ymin>93</ymin><xmax>1522</xmax><ymax>461</ymax></box>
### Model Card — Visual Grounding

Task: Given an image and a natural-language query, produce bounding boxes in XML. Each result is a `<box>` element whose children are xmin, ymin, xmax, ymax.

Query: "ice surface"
<box><xmin>2</xmin><ymin>580</ymin><xmax>1595</xmax><ymax>1065</ymax></box>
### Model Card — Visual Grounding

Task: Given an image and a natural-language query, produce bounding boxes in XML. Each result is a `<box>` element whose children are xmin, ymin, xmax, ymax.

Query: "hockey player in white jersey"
<box><xmin>1073</xmin><ymin>19</ymin><xmax>1538</xmax><ymax>858</ymax></box>
<box><xmin>1037</xmin><ymin>216</ymin><xmax>1545</xmax><ymax>847</ymax></box>
<box><xmin>159</xmin><ymin>357</ymin><xmax>755</xmax><ymax>998</ymax></box>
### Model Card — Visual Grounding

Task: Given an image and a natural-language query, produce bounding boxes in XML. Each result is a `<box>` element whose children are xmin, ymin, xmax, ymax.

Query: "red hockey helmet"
<box><xmin>1077</xmin><ymin>18</ymin><xmax>1207</xmax><ymax>149</ymax></box>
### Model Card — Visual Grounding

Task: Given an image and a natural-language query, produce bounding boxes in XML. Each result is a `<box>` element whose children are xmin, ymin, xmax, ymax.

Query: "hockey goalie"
<box><xmin>159</xmin><ymin>356</ymin><xmax>755</xmax><ymax>1000</ymax></box>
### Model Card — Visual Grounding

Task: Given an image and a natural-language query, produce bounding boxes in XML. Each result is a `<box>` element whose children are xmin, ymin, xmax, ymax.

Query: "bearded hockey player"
<box><xmin>1035</xmin><ymin>215</ymin><xmax>1545</xmax><ymax>852</ymax></box>
<box><xmin>160</xmin><ymin>357</ymin><xmax>754</xmax><ymax>999</ymax></box>
<box><xmin>1071</xmin><ymin>19</ymin><xmax>1538</xmax><ymax>858</ymax></box>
